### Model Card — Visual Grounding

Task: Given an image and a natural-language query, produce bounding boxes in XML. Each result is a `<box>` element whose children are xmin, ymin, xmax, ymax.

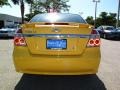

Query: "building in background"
<box><xmin>0</xmin><ymin>13</ymin><xmax>21</xmax><ymax>28</ymax></box>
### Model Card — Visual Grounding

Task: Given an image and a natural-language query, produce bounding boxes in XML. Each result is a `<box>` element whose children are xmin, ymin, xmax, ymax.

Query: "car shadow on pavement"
<box><xmin>15</xmin><ymin>74</ymin><xmax>106</xmax><ymax>90</ymax></box>
<box><xmin>103</xmin><ymin>38</ymin><xmax>120</xmax><ymax>41</ymax></box>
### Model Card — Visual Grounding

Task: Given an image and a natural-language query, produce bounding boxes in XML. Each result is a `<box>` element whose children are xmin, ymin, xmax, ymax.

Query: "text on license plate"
<box><xmin>46</xmin><ymin>39</ymin><xmax>67</xmax><ymax>49</ymax></box>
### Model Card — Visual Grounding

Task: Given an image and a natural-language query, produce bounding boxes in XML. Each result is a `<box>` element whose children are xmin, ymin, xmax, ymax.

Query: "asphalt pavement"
<box><xmin>0</xmin><ymin>39</ymin><xmax>120</xmax><ymax>90</ymax></box>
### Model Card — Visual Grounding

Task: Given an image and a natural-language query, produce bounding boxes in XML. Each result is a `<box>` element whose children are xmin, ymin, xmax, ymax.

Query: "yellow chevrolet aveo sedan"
<box><xmin>13</xmin><ymin>13</ymin><xmax>101</xmax><ymax>75</ymax></box>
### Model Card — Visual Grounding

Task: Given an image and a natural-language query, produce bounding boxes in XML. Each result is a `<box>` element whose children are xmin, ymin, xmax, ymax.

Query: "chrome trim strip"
<box><xmin>15</xmin><ymin>33</ymin><xmax>99</xmax><ymax>38</ymax></box>
<box><xmin>0</xmin><ymin>33</ymin><xmax>100</xmax><ymax>38</ymax></box>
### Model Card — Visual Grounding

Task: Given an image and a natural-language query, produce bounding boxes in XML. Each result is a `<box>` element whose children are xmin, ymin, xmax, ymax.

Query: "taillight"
<box><xmin>14</xmin><ymin>37</ymin><xmax>26</xmax><ymax>46</ymax></box>
<box><xmin>87</xmin><ymin>30</ymin><xmax>100</xmax><ymax>47</ymax></box>
<box><xmin>87</xmin><ymin>38</ymin><xmax>100</xmax><ymax>47</ymax></box>
<box><xmin>14</xmin><ymin>28</ymin><xmax>26</xmax><ymax>46</ymax></box>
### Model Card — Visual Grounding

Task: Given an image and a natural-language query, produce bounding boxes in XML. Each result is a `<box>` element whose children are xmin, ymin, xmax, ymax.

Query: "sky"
<box><xmin>0</xmin><ymin>0</ymin><xmax>118</xmax><ymax>19</ymax></box>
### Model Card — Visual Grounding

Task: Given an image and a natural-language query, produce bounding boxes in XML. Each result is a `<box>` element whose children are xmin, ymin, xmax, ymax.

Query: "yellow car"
<box><xmin>13</xmin><ymin>13</ymin><xmax>101</xmax><ymax>75</ymax></box>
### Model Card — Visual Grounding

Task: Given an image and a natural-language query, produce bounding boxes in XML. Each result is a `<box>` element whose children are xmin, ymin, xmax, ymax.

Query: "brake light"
<box><xmin>14</xmin><ymin>37</ymin><xmax>26</xmax><ymax>46</ymax></box>
<box><xmin>45</xmin><ymin>23</ymin><xmax>69</xmax><ymax>25</ymax></box>
<box><xmin>87</xmin><ymin>30</ymin><xmax>100</xmax><ymax>47</ymax></box>
<box><xmin>87</xmin><ymin>38</ymin><xmax>100</xmax><ymax>47</ymax></box>
<box><xmin>14</xmin><ymin>28</ymin><xmax>26</xmax><ymax>46</ymax></box>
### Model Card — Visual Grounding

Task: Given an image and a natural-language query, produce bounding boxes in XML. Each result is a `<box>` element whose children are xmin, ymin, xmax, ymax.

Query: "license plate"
<box><xmin>46</xmin><ymin>39</ymin><xmax>67</xmax><ymax>49</ymax></box>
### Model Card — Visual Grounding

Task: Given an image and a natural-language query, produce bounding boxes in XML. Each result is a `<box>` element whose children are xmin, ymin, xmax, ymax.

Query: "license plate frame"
<box><xmin>46</xmin><ymin>39</ymin><xmax>67</xmax><ymax>50</ymax></box>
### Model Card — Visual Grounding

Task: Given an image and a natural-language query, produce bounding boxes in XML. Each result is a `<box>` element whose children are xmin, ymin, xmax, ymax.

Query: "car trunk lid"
<box><xmin>22</xmin><ymin>23</ymin><xmax>91</xmax><ymax>55</ymax></box>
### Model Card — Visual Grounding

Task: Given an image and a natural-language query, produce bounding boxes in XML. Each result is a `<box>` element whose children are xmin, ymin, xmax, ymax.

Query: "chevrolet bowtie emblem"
<box><xmin>52</xmin><ymin>27</ymin><xmax>60</xmax><ymax>33</ymax></box>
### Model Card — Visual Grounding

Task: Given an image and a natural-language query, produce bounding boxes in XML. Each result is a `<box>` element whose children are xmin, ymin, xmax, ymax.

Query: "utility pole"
<box><xmin>93</xmin><ymin>0</ymin><xmax>100</xmax><ymax>28</ymax></box>
<box><xmin>116</xmin><ymin>0</ymin><xmax>120</xmax><ymax>28</ymax></box>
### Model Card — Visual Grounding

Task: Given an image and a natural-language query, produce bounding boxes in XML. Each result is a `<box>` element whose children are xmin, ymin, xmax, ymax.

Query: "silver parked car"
<box><xmin>0</xmin><ymin>24</ymin><xmax>19</xmax><ymax>38</ymax></box>
<box><xmin>95</xmin><ymin>26</ymin><xmax>118</xmax><ymax>39</ymax></box>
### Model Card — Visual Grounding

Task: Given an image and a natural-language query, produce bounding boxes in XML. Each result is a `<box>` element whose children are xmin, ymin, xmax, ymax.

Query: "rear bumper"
<box><xmin>13</xmin><ymin>47</ymin><xmax>101</xmax><ymax>75</ymax></box>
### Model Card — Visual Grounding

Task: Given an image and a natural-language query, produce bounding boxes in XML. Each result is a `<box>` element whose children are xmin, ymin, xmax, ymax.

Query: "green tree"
<box><xmin>86</xmin><ymin>12</ymin><xmax>117</xmax><ymax>28</ymax></box>
<box><xmin>0</xmin><ymin>0</ymin><xmax>10</xmax><ymax>7</ymax></box>
<box><xmin>96</xmin><ymin>17</ymin><xmax>102</xmax><ymax>27</ymax></box>
<box><xmin>11</xmin><ymin>0</ymin><xmax>32</xmax><ymax>23</ymax></box>
<box><xmin>86</xmin><ymin>16</ymin><xmax>94</xmax><ymax>25</ymax></box>
<box><xmin>25</xmin><ymin>0</ymin><xmax>70</xmax><ymax>21</ymax></box>
<box><xmin>98</xmin><ymin>12</ymin><xmax>117</xmax><ymax>27</ymax></box>
<box><xmin>32</xmin><ymin>0</ymin><xmax>70</xmax><ymax>13</ymax></box>
<box><xmin>25</xmin><ymin>10</ymin><xmax>43</xmax><ymax>21</ymax></box>
<box><xmin>107</xmin><ymin>13</ymin><xmax>117</xmax><ymax>26</ymax></box>
<box><xmin>99</xmin><ymin>12</ymin><xmax>108</xmax><ymax>25</ymax></box>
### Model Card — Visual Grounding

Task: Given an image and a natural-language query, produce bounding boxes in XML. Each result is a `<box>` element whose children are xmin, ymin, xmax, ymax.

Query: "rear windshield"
<box><xmin>30</xmin><ymin>13</ymin><xmax>86</xmax><ymax>24</ymax></box>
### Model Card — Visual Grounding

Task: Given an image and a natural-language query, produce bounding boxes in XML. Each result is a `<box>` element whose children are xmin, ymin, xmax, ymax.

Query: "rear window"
<box><xmin>104</xmin><ymin>27</ymin><xmax>115</xmax><ymax>30</ymax></box>
<box><xmin>30</xmin><ymin>13</ymin><xmax>86</xmax><ymax>24</ymax></box>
